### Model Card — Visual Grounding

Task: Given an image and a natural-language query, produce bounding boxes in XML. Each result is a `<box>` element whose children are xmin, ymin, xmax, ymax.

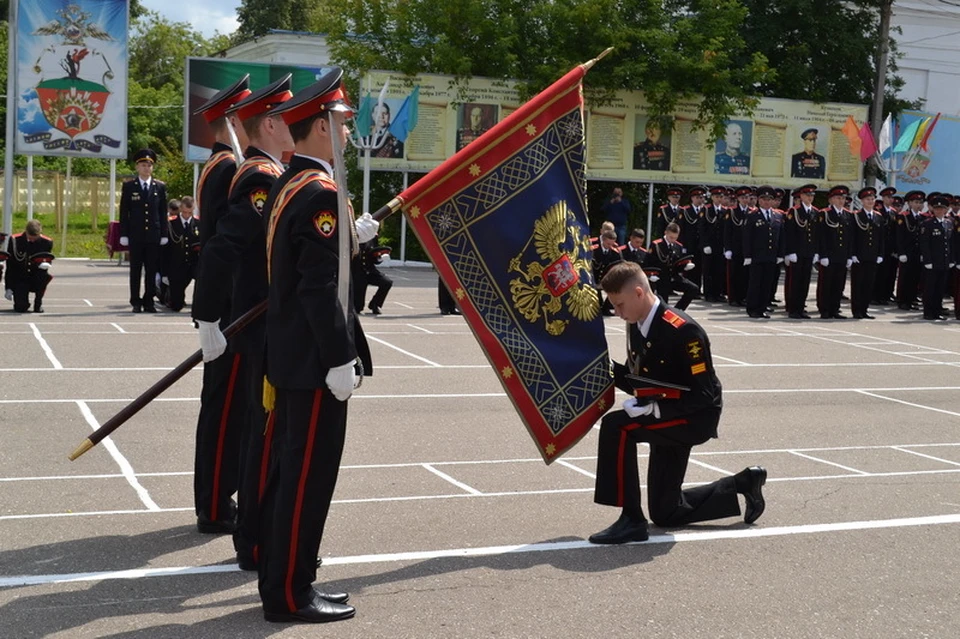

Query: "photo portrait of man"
<box><xmin>790</xmin><ymin>127</ymin><xmax>826</xmax><ymax>179</ymax></box>
<box><xmin>714</xmin><ymin>120</ymin><xmax>752</xmax><ymax>176</ymax></box>
<box><xmin>456</xmin><ymin>103</ymin><xmax>496</xmax><ymax>151</ymax></box>
<box><xmin>371</xmin><ymin>101</ymin><xmax>405</xmax><ymax>159</ymax></box>
<box><xmin>633</xmin><ymin>117</ymin><xmax>672</xmax><ymax>171</ymax></box>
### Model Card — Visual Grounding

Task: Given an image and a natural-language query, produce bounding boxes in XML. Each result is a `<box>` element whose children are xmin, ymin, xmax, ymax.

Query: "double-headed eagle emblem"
<box><xmin>33</xmin><ymin>5</ymin><xmax>113</xmax><ymax>45</ymax></box>
<box><xmin>508</xmin><ymin>201</ymin><xmax>600</xmax><ymax>336</ymax></box>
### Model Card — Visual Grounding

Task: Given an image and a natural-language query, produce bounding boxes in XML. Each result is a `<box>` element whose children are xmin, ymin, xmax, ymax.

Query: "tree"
<box><xmin>235</xmin><ymin>0</ymin><xmax>326</xmax><ymax>40</ymax></box>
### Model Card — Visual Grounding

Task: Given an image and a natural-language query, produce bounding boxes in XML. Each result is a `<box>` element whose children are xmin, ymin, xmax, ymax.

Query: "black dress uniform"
<box><xmin>4</xmin><ymin>232</ymin><xmax>54</xmax><ymax>312</ymax></box>
<box><xmin>723</xmin><ymin>190</ymin><xmax>751</xmax><ymax>306</ymax></box>
<box><xmin>783</xmin><ymin>188</ymin><xmax>818</xmax><ymax>319</ymax></box>
<box><xmin>643</xmin><ymin>238</ymin><xmax>698</xmax><ymax>310</ymax></box>
<box><xmin>698</xmin><ymin>191</ymin><xmax>726</xmax><ymax>302</ymax></box>
<box><xmin>742</xmin><ymin>188</ymin><xmax>784</xmax><ymax>318</ymax></box>
<box><xmin>118</xmin><ymin>148</ymin><xmax>168</xmax><ymax>312</ymax></box>
<box><xmin>622</xmin><ymin>242</ymin><xmax>647</xmax><ymax>266</ymax></box>
<box><xmin>162</xmin><ymin>214</ymin><xmax>200</xmax><ymax>311</ymax></box>
<box><xmin>919</xmin><ymin>195</ymin><xmax>955</xmax><ymax>320</ymax></box>
<box><xmin>849</xmin><ymin>189</ymin><xmax>884</xmax><ymax>319</ymax></box>
<box><xmin>594</xmin><ymin>302</ymin><xmax>740</xmax><ymax>526</ymax></box>
<box><xmin>896</xmin><ymin>192</ymin><xmax>925</xmax><ymax>310</ymax></box>
<box><xmin>678</xmin><ymin>189</ymin><xmax>704</xmax><ymax>292</ymax></box>
<box><xmin>189</xmin><ymin>74</ymin><xmax>251</xmax><ymax>539</ymax></box>
<box><xmin>592</xmin><ymin>244</ymin><xmax>623</xmax><ymax>314</ymax></box>
<box><xmin>655</xmin><ymin>188</ymin><xmax>684</xmax><ymax>238</ymax></box>
<box><xmin>352</xmin><ymin>238</ymin><xmax>393</xmax><ymax>314</ymax></box>
<box><xmin>874</xmin><ymin>188</ymin><xmax>900</xmax><ymax>305</ymax></box>
<box><xmin>817</xmin><ymin>197</ymin><xmax>852</xmax><ymax>319</ymax></box>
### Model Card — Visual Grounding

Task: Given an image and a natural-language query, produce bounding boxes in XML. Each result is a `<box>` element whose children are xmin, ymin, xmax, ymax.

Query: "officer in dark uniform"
<box><xmin>456</xmin><ymin>105</ymin><xmax>490</xmax><ymax>151</ymax></box>
<box><xmin>742</xmin><ymin>185</ymin><xmax>785</xmax><ymax>318</ymax></box>
<box><xmin>817</xmin><ymin>185</ymin><xmax>852</xmax><ymax>319</ymax></box>
<box><xmin>119</xmin><ymin>148</ymin><xmax>168</xmax><ymax>312</ymax></box>
<box><xmin>4</xmin><ymin>221</ymin><xmax>54</xmax><ymax>313</ymax></box>
<box><xmin>643</xmin><ymin>222</ymin><xmax>698</xmax><ymax>311</ymax></box>
<box><xmin>632</xmin><ymin>121</ymin><xmax>670</xmax><ymax>171</ymax></box>
<box><xmin>953</xmin><ymin>207</ymin><xmax>960</xmax><ymax>319</ymax></box>
<box><xmin>622</xmin><ymin>228</ymin><xmax>647</xmax><ymax>265</ymax></box>
<box><xmin>783</xmin><ymin>184</ymin><xmax>819</xmax><ymax>318</ymax></box>
<box><xmin>919</xmin><ymin>194</ymin><xmax>955</xmax><ymax>320</ymax></box>
<box><xmin>896</xmin><ymin>190</ymin><xmax>925</xmax><ymax>310</ymax></box>
<box><xmin>163</xmin><ymin>196</ymin><xmax>201</xmax><ymax>311</ymax></box>
<box><xmin>679</xmin><ymin>186</ymin><xmax>704</xmax><ymax>293</ymax></box>
<box><xmin>699</xmin><ymin>186</ymin><xmax>726</xmax><ymax>302</ymax></box>
<box><xmin>593</xmin><ymin>230</ymin><xmax>624</xmax><ymax>315</ymax></box>
<box><xmin>588</xmin><ymin>261</ymin><xmax>766</xmax><ymax>544</ymax></box>
<box><xmin>258</xmin><ymin>67</ymin><xmax>378</xmax><ymax>624</ymax></box>
<box><xmin>192</xmin><ymin>76</ymin><xmax>294</xmax><ymax>565</ymax></box>
<box><xmin>352</xmin><ymin>237</ymin><xmax>393</xmax><ymax>314</ymax></box>
<box><xmin>849</xmin><ymin>187</ymin><xmax>884</xmax><ymax>319</ymax></box>
<box><xmin>189</xmin><ymin>74</ymin><xmax>252</xmax><ymax>544</ymax></box>
<box><xmin>790</xmin><ymin>128</ymin><xmax>826</xmax><ymax>179</ymax></box>
<box><xmin>723</xmin><ymin>186</ymin><xmax>753</xmax><ymax>306</ymax></box>
<box><xmin>873</xmin><ymin>186</ymin><xmax>899</xmax><ymax>305</ymax></box>
<box><xmin>654</xmin><ymin>186</ymin><xmax>683</xmax><ymax>239</ymax></box>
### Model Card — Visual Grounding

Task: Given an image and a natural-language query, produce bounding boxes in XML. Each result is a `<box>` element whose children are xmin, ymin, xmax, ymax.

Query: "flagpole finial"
<box><xmin>582</xmin><ymin>47</ymin><xmax>614</xmax><ymax>72</ymax></box>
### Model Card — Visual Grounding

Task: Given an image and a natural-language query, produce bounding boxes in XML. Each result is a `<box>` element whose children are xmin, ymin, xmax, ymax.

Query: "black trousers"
<box><xmin>166</xmin><ymin>265</ymin><xmax>195</xmax><ymax>311</ymax></box>
<box><xmin>850</xmin><ymin>261</ymin><xmax>878</xmax><ymax>317</ymax></box>
<box><xmin>194</xmin><ymin>352</ymin><xmax>245</xmax><ymax>522</ymax></box>
<box><xmin>594</xmin><ymin>410</ymin><xmax>739</xmax><ymax>527</ymax></box>
<box><xmin>258</xmin><ymin>387</ymin><xmax>347</xmax><ymax>613</ymax></box>
<box><xmin>354</xmin><ymin>268</ymin><xmax>393</xmax><ymax>312</ymax></box>
<box><xmin>438</xmin><ymin>277</ymin><xmax>457</xmax><ymax>312</ymax></box>
<box><xmin>234</xmin><ymin>353</ymin><xmax>267</xmax><ymax>561</ymax></box>
<box><xmin>11</xmin><ymin>270</ymin><xmax>52</xmax><ymax>312</ymax></box>
<box><xmin>816</xmin><ymin>262</ymin><xmax>847</xmax><ymax>317</ymax></box>
<box><xmin>922</xmin><ymin>268</ymin><xmax>948</xmax><ymax>317</ymax></box>
<box><xmin>726</xmin><ymin>255</ymin><xmax>747</xmax><ymax>305</ymax></box>
<box><xmin>746</xmin><ymin>261</ymin><xmax>776</xmax><ymax>316</ymax></box>
<box><xmin>897</xmin><ymin>260</ymin><xmax>921</xmax><ymax>306</ymax></box>
<box><xmin>657</xmin><ymin>276</ymin><xmax>698</xmax><ymax>311</ymax></box>
<box><xmin>701</xmin><ymin>250</ymin><xmax>725</xmax><ymax>300</ymax></box>
<box><xmin>128</xmin><ymin>241</ymin><xmax>159</xmax><ymax>307</ymax></box>
<box><xmin>785</xmin><ymin>258</ymin><xmax>813</xmax><ymax>315</ymax></box>
<box><xmin>874</xmin><ymin>255</ymin><xmax>898</xmax><ymax>303</ymax></box>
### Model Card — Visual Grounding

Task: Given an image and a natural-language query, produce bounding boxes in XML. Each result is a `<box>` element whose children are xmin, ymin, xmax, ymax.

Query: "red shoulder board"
<box><xmin>662</xmin><ymin>309</ymin><xmax>686</xmax><ymax>328</ymax></box>
<box><xmin>168</xmin><ymin>215</ymin><xmax>178</xmax><ymax>221</ymax></box>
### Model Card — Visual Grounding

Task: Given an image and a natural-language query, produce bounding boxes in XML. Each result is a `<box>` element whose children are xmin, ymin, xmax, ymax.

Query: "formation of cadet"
<box><xmin>159</xmin><ymin>196</ymin><xmax>201</xmax><ymax>312</ymax></box>
<box><xmin>595</xmin><ymin>184</ymin><xmax>959</xmax><ymax>321</ymax></box>
<box><xmin>2</xmin><ymin>221</ymin><xmax>55</xmax><ymax>313</ymax></box>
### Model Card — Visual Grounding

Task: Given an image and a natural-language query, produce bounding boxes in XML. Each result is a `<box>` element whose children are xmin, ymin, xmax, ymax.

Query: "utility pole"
<box><xmin>868</xmin><ymin>0</ymin><xmax>894</xmax><ymax>186</ymax></box>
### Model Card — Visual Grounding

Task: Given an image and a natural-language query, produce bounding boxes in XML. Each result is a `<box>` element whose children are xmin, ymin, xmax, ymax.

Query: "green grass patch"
<box><xmin>10</xmin><ymin>210</ymin><xmax>114</xmax><ymax>259</ymax></box>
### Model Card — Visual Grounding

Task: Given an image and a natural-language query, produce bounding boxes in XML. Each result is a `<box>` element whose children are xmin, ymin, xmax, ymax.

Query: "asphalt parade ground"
<box><xmin>1</xmin><ymin>259</ymin><xmax>959</xmax><ymax>639</ymax></box>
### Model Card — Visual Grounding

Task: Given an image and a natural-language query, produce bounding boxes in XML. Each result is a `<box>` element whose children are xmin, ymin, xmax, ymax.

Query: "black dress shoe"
<box><xmin>832</xmin><ymin>313</ymin><xmax>847</xmax><ymax>319</ymax></box>
<box><xmin>197</xmin><ymin>500</ymin><xmax>237</xmax><ymax>534</ymax></box>
<box><xmin>441</xmin><ymin>308</ymin><xmax>462</xmax><ymax>315</ymax></box>
<box><xmin>143</xmin><ymin>305</ymin><xmax>157</xmax><ymax>313</ymax></box>
<box><xmin>748</xmin><ymin>312</ymin><xmax>771</xmax><ymax>319</ymax></box>
<box><xmin>862</xmin><ymin>314</ymin><xmax>875</xmax><ymax>319</ymax></box>
<box><xmin>740</xmin><ymin>466</ymin><xmax>767</xmax><ymax>524</ymax></box>
<box><xmin>315</xmin><ymin>588</ymin><xmax>350</xmax><ymax>604</ymax></box>
<box><xmin>787</xmin><ymin>313</ymin><xmax>804</xmax><ymax>319</ymax></box>
<box><xmin>33</xmin><ymin>305</ymin><xmax>44</xmax><ymax>313</ymax></box>
<box><xmin>368</xmin><ymin>305</ymin><xmax>382</xmax><ymax>315</ymax></box>
<box><xmin>237</xmin><ymin>553</ymin><xmax>256</xmax><ymax>571</ymax></box>
<box><xmin>132</xmin><ymin>304</ymin><xmax>142</xmax><ymax>313</ymax></box>
<box><xmin>264</xmin><ymin>591</ymin><xmax>355</xmax><ymax>624</ymax></box>
<box><xmin>588</xmin><ymin>513</ymin><xmax>649</xmax><ymax>544</ymax></box>
<box><xmin>800</xmin><ymin>312</ymin><xmax>812</xmax><ymax>319</ymax></box>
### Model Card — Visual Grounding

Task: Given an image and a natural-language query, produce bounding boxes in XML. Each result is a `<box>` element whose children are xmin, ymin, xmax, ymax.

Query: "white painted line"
<box><xmin>712</xmin><ymin>355</ymin><xmax>751</xmax><ymax>366</ymax></box>
<box><xmin>555</xmin><ymin>459</ymin><xmax>596</xmax><ymax>479</ymax></box>
<box><xmin>110</xmin><ymin>323</ymin><xmax>127</xmax><ymax>334</ymax></box>
<box><xmin>422</xmin><ymin>464</ymin><xmax>483</xmax><ymax>495</ymax></box>
<box><xmin>393</xmin><ymin>301</ymin><xmax>414</xmax><ymax>309</ymax></box>
<box><xmin>688</xmin><ymin>458</ymin><xmax>735</xmax><ymax>475</ymax></box>
<box><xmin>0</xmin><ymin>367</ymin><xmax>200</xmax><ymax>372</ymax></box>
<box><xmin>3</xmin><ymin>513</ymin><xmax>959</xmax><ymax>588</ymax></box>
<box><xmin>28</xmin><ymin>323</ymin><xmax>63</xmax><ymax>369</ymax></box>
<box><xmin>856</xmin><ymin>390</ymin><xmax>960</xmax><ymax>418</ymax></box>
<box><xmin>76</xmin><ymin>401</ymin><xmax>160</xmax><ymax>511</ymax></box>
<box><xmin>891</xmin><ymin>446</ymin><xmax>960</xmax><ymax>468</ymax></box>
<box><xmin>407</xmin><ymin>324</ymin><xmax>435</xmax><ymax>334</ymax></box>
<box><xmin>365</xmin><ymin>334</ymin><xmax>443</xmax><ymax>367</ymax></box>
<box><xmin>83</xmin><ymin>299</ymin><xmax>93</xmax><ymax>306</ymax></box>
<box><xmin>789</xmin><ymin>450</ymin><xmax>869</xmax><ymax>475</ymax></box>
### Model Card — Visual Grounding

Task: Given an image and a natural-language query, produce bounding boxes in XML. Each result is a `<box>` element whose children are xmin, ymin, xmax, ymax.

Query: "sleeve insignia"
<box><xmin>662</xmin><ymin>308</ymin><xmax>686</xmax><ymax>328</ymax></box>
<box><xmin>686</xmin><ymin>339</ymin><xmax>704</xmax><ymax>360</ymax></box>
<box><xmin>690</xmin><ymin>362</ymin><xmax>707</xmax><ymax>375</ymax></box>
<box><xmin>314</xmin><ymin>211</ymin><xmax>336</xmax><ymax>238</ymax></box>
<box><xmin>250</xmin><ymin>188</ymin><xmax>269</xmax><ymax>214</ymax></box>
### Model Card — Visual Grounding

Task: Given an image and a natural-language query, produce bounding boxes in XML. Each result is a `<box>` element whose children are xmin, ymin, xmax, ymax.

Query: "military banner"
<box><xmin>14</xmin><ymin>0</ymin><xmax>128</xmax><ymax>157</ymax></box>
<box><xmin>892</xmin><ymin>110</ymin><xmax>960</xmax><ymax>194</ymax></box>
<box><xmin>397</xmin><ymin>64</ymin><xmax>615</xmax><ymax>463</ymax></box>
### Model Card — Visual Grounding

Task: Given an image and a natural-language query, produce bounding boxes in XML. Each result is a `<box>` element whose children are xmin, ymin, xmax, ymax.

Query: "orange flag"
<box><xmin>842</xmin><ymin>115</ymin><xmax>861</xmax><ymax>158</ymax></box>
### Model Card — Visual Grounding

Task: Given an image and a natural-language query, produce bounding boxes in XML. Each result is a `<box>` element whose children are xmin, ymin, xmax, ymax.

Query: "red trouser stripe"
<box><xmin>211</xmin><ymin>353</ymin><xmax>242</xmax><ymax>521</ymax></box>
<box><xmin>259</xmin><ymin>410</ymin><xmax>276</xmax><ymax>502</ymax></box>
<box><xmin>285</xmin><ymin>389</ymin><xmax>323</xmax><ymax>613</ymax></box>
<box><xmin>615</xmin><ymin>418</ymin><xmax>688</xmax><ymax>507</ymax></box>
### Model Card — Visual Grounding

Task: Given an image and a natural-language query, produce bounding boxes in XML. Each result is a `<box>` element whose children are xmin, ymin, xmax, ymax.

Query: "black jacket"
<box><xmin>119</xmin><ymin>178</ymin><xmax>168</xmax><ymax>244</ymax></box>
<box><xmin>851</xmin><ymin>209</ymin><xmax>884</xmax><ymax>262</ymax></box>
<box><xmin>742</xmin><ymin>209</ymin><xmax>785</xmax><ymax>263</ymax></box>
<box><xmin>818</xmin><ymin>207</ymin><xmax>852</xmax><ymax>263</ymax></box>
<box><xmin>783</xmin><ymin>205</ymin><xmax>818</xmax><ymax>258</ymax></box>
<box><xmin>197</xmin><ymin>142</ymin><xmax>239</xmax><ymax>248</ymax></box>
<box><xmin>919</xmin><ymin>216</ymin><xmax>955</xmax><ymax>270</ymax></box>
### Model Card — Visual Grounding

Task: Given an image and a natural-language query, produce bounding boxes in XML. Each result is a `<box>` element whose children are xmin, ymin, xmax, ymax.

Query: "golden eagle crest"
<box><xmin>508</xmin><ymin>201</ymin><xmax>600</xmax><ymax>336</ymax></box>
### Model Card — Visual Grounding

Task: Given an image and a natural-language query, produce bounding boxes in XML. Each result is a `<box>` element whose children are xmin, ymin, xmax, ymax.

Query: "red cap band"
<box><xmin>202</xmin><ymin>88</ymin><xmax>252</xmax><ymax>123</ymax></box>
<box><xmin>279</xmin><ymin>86</ymin><xmax>350</xmax><ymax>125</ymax></box>
<box><xmin>235</xmin><ymin>90</ymin><xmax>293</xmax><ymax>121</ymax></box>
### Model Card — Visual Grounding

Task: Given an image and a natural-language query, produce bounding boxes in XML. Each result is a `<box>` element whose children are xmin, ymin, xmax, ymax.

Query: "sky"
<box><xmin>140</xmin><ymin>0</ymin><xmax>242</xmax><ymax>38</ymax></box>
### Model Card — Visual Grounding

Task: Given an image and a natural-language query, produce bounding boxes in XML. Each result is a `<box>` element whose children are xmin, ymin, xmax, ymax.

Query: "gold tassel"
<box><xmin>262</xmin><ymin>376</ymin><xmax>276</xmax><ymax>412</ymax></box>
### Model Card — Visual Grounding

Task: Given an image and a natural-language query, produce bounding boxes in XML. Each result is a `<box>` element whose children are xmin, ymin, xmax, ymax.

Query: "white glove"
<box><xmin>703</xmin><ymin>246</ymin><xmax>712</xmax><ymax>255</ymax></box>
<box><xmin>877</xmin><ymin>256</ymin><xmax>883</xmax><ymax>264</ymax></box>
<box><xmin>851</xmin><ymin>256</ymin><xmax>860</xmax><ymax>264</ymax></box>
<box><xmin>4</xmin><ymin>289</ymin><xmax>12</xmax><ymax>301</ymax></box>
<box><xmin>354</xmin><ymin>212</ymin><xmax>380</xmax><ymax>244</ymax></box>
<box><xmin>622</xmin><ymin>397</ymin><xmax>656</xmax><ymax>418</ymax></box>
<box><xmin>956</xmin><ymin>264</ymin><xmax>960</xmax><ymax>270</ymax></box>
<box><xmin>684</xmin><ymin>262</ymin><xmax>695</xmax><ymax>271</ymax></box>
<box><xmin>813</xmin><ymin>253</ymin><xmax>819</xmax><ymax>263</ymax></box>
<box><xmin>38</xmin><ymin>262</ymin><xmax>51</xmax><ymax>271</ymax></box>
<box><xmin>924</xmin><ymin>263</ymin><xmax>933</xmax><ymax>270</ymax></box>
<box><xmin>325</xmin><ymin>360</ymin><xmax>357</xmax><ymax>402</ymax></box>
<box><xmin>743</xmin><ymin>258</ymin><xmax>752</xmax><ymax>266</ymax></box>
<box><xmin>119</xmin><ymin>236</ymin><xmax>129</xmax><ymax>247</ymax></box>
<box><xmin>197</xmin><ymin>320</ymin><xmax>227</xmax><ymax>363</ymax></box>
<box><xmin>161</xmin><ymin>276</ymin><xmax>170</xmax><ymax>285</ymax></box>
<box><xmin>776</xmin><ymin>257</ymin><xmax>784</xmax><ymax>265</ymax></box>
<box><xmin>786</xmin><ymin>253</ymin><xmax>798</xmax><ymax>264</ymax></box>
<box><xmin>649</xmin><ymin>275</ymin><xmax>660</xmax><ymax>282</ymax></box>
<box><xmin>820</xmin><ymin>257</ymin><xmax>830</xmax><ymax>267</ymax></box>
<box><xmin>899</xmin><ymin>254</ymin><xmax>908</xmax><ymax>263</ymax></box>
<box><xmin>845</xmin><ymin>259</ymin><xmax>853</xmax><ymax>269</ymax></box>
<box><xmin>724</xmin><ymin>250</ymin><xmax>732</xmax><ymax>260</ymax></box>
<box><xmin>950</xmin><ymin>263</ymin><xmax>955</xmax><ymax>269</ymax></box>
<box><xmin>160</xmin><ymin>237</ymin><xmax>169</xmax><ymax>246</ymax></box>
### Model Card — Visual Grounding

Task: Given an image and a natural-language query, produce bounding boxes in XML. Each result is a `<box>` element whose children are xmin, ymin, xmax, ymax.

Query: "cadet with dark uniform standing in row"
<box><xmin>655</xmin><ymin>186</ymin><xmax>684</xmax><ymax>239</ymax></box>
<box><xmin>896</xmin><ymin>191</ymin><xmax>925</xmax><ymax>311</ymax></box>
<box><xmin>849</xmin><ymin>187</ymin><xmax>884</xmax><ymax>319</ymax></box>
<box><xmin>742</xmin><ymin>185</ymin><xmax>784</xmax><ymax>319</ymax></box>
<box><xmin>920</xmin><ymin>194</ymin><xmax>955</xmax><ymax>320</ymax></box>
<box><xmin>874</xmin><ymin>186</ymin><xmax>900</xmax><ymax>305</ymax></box>
<box><xmin>119</xmin><ymin>148</ymin><xmax>168</xmax><ymax>313</ymax></box>
<box><xmin>817</xmin><ymin>185</ymin><xmax>852</xmax><ymax>319</ymax></box>
<box><xmin>4</xmin><ymin>220</ymin><xmax>54</xmax><ymax>313</ymax></box>
<box><xmin>699</xmin><ymin>186</ymin><xmax>726</xmax><ymax>302</ymax></box>
<box><xmin>190</xmin><ymin>74</ymin><xmax>252</xmax><ymax>539</ymax></box>
<box><xmin>783</xmin><ymin>184</ymin><xmax>818</xmax><ymax>319</ymax></box>
<box><xmin>723</xmin><ymin>186</ymin><xmax>751</xmax><ymax>307</ymax></box>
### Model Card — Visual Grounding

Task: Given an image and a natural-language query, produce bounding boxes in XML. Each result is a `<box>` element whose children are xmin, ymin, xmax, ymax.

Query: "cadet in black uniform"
<box><xmin>699</xmin><ymin>186</ymin><xmax>726</xmax><ymax>302</ymax></box>
<box><xmin>352</xmin><ymin>237</ymin><xmax>393</xmax><ymax>314</ymax></box>
<box><xmin>192</xmin><ymin>76</ymin><xmax>294</xmax><ymax>563</ymax></box>
<box><xmin>896</xmin><ymin>191</ymin><xmax>925</xmax><ymax>311</ymax></box>
<box><xmin>588</xmin><ymin>261</ymin><xmax>766</xmax><ymax>544</ymax></box>
<box><xmin>723</xmin><ymin>186</ymin><xmax>752</xmax><ymax>306</ymax></box>
<box><xmin>679</xmin><ymin>186</ymin><xmax>704</xmax><ymax>293</ymax></box>
<box><xmin>783</xmin><ymin>184</ymin><xmax>819</xmax><ymax>319</ymax></box>
<box><xmin>919</xmin><ymin>194</ymin><xmax>955</xmax><ymax>320</ymax></box>
<box><xmin>655</xmin><ymin>186</ymin><xmax>684</xmax><ymax>238</ymax></box>
<box><xmin>742</xmin><ymin>185</ymin><xmax>785</xmax><ymax>319</ymax></box>
<box><xmin>163</xmin><ymin>196</ymin><xmax>201</xmax><ymax>311</ymax></box>
<box><xmin>118</xmin><ymin>148</ymin><xmax>168</xmax><ymax>313</ymax></box>
<box><xmin>622</xmin><ymin>228</ymin><xmax>647</xmax><ymax>265</ymax></box>
<box><xmin>817</xmin><ymin>185</ymin><xmax>852</xmax><ymax>319</ymax></box>
<box><xmin>190</xmin><ymin>75</ymin><xmax>252</xmax><ymax>540</ymax></box>
<box><xmin>849</xmin><ymin>187</ymin><xmax>884</xmax><ymax>319</ymax></box>
<box><xmin>643</xmin><ymin>222</ymin><xmax>698</xmax><ymax>311</ymax></box>
<box><xmin>258</xmin><ymin>68</ymin><xmax>378</xmax><ymax>624</ymax></box>
<box><xmin>4</xmin><ymin>221</ymin><xmax>54</xmax><ymax>313</ymax></box>
<box><xmin>873</xmin><ymin>186</ymin><xmax>899</xmax><ymax>305</ymax></box>
<box><xmin>592</xmin><ymin>230</ymin><xmax>623</xmax><ymax>315</ymax></box>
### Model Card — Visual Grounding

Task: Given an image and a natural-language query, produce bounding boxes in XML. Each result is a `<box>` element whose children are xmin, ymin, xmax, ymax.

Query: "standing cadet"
<box><xmin>742</xmin><ymin>186</ymin><xmax>784</xmax><ymax>319</ymax></box>
<box><xmin>190</xmin><ymin>75</ymin><xmax>251</xmax><ymax>540</ymax></box>
<box><xmin>849</xmin><ymin>187</ymin><xmax>884</xmax><ymax>319</ymax></box>
<box><xmin>679</xmin><ymin>187</ymin><xmax>704</xmax><ymax>294</ymax></box>
<box><xmin>783</xmin><ymin>184</ymin><xmax>818</xmax><ymax>319</ymax></box>
<box><xmin>953</xmin><ymin>210</ymin><xmax>960</xmax><ymax>319</ymax></box>
<box><xmin>817</xmin><ymin>185</ymin><xmax>852</xmax><ymax>319</ymax></box>
<box><xmin>118</xmin><ymin>148</ymin><xmax>168</xmax><ymax>313</ymax></box>
<box><xmin>723</xmin><ymin>186</ymin><xmax>752</xmax><ymax>307</ymax></box>
<box><xmin>622</xmin><ymin>228</ymin><xmax>647</xmax><ymax>265</ymax></box>
<box><xmin>919</xmin><ymin>194</ymin><xmax>954</xmax><ymax>320</ymax></box>
<box><xmin>896</xmin><ymin>191</ymin><xmax>925</xmax><ymax>311</ymax></box>
<box><xmin>874</xmin><ymin>187</ymin><xmax>899</xmax><ymax>305</ymax></box>
<box><xmin>4</xmin><ymin>220</ymin><xmax>54</xmax><ymax>313</ymax></box>
<box><xmin>162</xmin><ymin>196</ymin><xmax>200</xmax><ymax>311</ymax></box>
<box><xmin>192</xmin><ymin>76</ymin><xmax>294</xmax><ymax>567</ymax></box>
<box><xmin>258</xmin><ymin>68</ymin><xmax>378</xmax><ymax>624</ymax></box>
<box><xmin>655</xmin><ymin>186</ymin><xmax>684</xmax><ymax>238</ymax></box>
<box><xmin>699</xmin><ymin>186</ymin><xmax>726</xmax><ymax>302</ymax></box>
<box><xmin>588</xmin><ymin>261</ymin><xmax>766</xmax><ymax>544</ymax></box>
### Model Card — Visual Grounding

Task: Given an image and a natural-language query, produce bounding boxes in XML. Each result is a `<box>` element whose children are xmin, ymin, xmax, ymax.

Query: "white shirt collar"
<box><xmin>296</xmin><ymin>153</ymin><xmax>334</xmax><ymax>177</ymax></box>
<box><xmin>638</xmin><ymin>297</ymin><xmax>661</xmax><ymax>338</ymax></box>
